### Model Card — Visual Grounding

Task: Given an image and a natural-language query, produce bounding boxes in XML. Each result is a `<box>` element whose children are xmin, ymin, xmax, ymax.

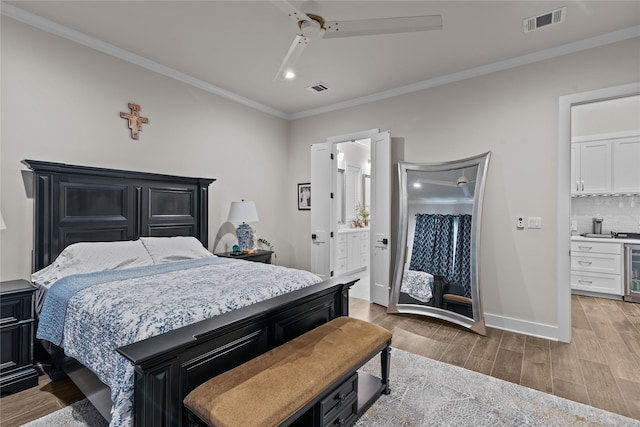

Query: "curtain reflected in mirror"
<box><xmin>388</xmin><ymin>152</ymin><xmax>490</xmax><ymax>335</ymax></box>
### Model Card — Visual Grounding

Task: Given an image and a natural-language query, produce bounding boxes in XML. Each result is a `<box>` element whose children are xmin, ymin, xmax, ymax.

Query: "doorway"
<box><xmin>557</xmin><ymin>82</ymin><xmax>640</xmax><ymax>343</ymax></box>
<box><xmin>311</xmin><ymin>129</ymin><xmax>392</xmax><ymax>307</ymax></box>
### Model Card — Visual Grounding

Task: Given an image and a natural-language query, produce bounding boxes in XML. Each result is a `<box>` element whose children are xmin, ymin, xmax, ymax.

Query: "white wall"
<box><xmin>286</xmin><ymin>37</ymin><xmax>640</xmax><ymax>338</ymax></box>
<box><xmin>0</xmin><ymin>17</ymin><xmax>290</xmax><ymax>280</ymax></box>
<box><xmin>572</xmin><ymin>95</ymin><xmax>640</xmax><ymax>137</ymax></box>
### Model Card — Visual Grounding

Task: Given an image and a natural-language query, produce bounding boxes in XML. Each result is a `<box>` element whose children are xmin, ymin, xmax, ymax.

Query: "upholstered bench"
<box><xmin>183</xmin><ymin>316</ymin><xmax>392</xmax><ymax>427</ymax></box>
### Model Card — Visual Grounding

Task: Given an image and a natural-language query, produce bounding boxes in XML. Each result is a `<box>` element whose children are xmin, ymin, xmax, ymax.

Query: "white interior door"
<box><xmin>370</xmin><ymin>131</ymin><xmax>391</xmax><ymax>306</ymax></box>
<box><xmin>310</xmin><ymin>142</ymin><xmax>334</xmax><ymax>280</ymax></box>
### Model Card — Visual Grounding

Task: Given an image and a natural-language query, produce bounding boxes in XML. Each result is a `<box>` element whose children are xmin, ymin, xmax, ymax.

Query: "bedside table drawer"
<box><xmin>1</xmin><ymin>280</ymin><xmax>38</xmax><ymax>394</ymax></box>
<box><xmin>0</xmin><ymin>323</ymin><xmax>33</xmax><ymax>373</ymax></box>
<box><xmin>1</xmin><ymin>294</ymin><xmax>33</xmax><ymax>325</ymax></box>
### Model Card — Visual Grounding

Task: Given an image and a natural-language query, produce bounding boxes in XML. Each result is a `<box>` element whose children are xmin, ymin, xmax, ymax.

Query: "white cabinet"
<box><xmin>335</xmin><ymin>229</ymin><xmax>369</xmax><ymax>276</ymax></box>
<box><xmin>571</xmin><ymin>141</ymin><xmax>612</xmax><ymax>195</ymax></box>
<box><xmin>571</xmin><ymin>133</ymin><xmax>640</xmax><ymax>195</ymax></box>
<box><xmin>335</xmin><ymin>234</ymin><xmax>347</xmax><ymax>277</ymax></box>
<box><xmin>612</xmin><ymin>136</ymin><xmax>640</xmax><ymax>193</ymax></box>
<box><xmin>347</xmin><ymin>233</ymin><xmax>360</xmax><ymax>272</ymax></box>
<box><xmin>571</xmin><ymin>240</ymin><xmax>623</xmax><ymax>296</ymax></box>
<box><xmin>360</xmin><ymin>232</ymin><xmax>369</xmax><ymax>268</ymax></box>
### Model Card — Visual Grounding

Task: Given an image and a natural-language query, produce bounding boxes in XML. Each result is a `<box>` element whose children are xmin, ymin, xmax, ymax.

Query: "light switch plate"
<box><xmin>528</xmin><ymin>217</ymin><xmax>542</xmax><ymax>229</ymax></box>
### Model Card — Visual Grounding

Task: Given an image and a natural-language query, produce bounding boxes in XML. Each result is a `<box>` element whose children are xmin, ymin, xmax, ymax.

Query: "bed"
<box><xmin>24</xmin><ymin>160</ymin><xmax>356</xmax><ymax>427</ymax></box>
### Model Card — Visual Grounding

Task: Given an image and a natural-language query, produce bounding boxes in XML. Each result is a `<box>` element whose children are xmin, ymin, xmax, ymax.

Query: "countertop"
<box><xmin>337</xmin><ymin>227</ymin><xmax>370</xmax><ymax>234</ymax></box>
<box><xmin>571</xmin><ymin>235</ymin><xmax>640</xmax><ymax>245</ymax></box>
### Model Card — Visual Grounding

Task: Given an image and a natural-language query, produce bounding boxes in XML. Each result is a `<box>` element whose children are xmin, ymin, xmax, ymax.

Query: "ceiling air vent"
<box><xmin>524</xmin><ymin>7</ymin><xmax>566</xmax><ymax>33</ymax></box>
<box><xmin>306</xmin><ymin>83</ymin><xmax>329</xmax><ymax>94</ymax></box>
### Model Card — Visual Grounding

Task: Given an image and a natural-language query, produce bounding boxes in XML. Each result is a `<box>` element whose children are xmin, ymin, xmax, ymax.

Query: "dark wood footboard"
<box><xmin>118</xmin><ymin>277</ymin><xmax>355</xmax><ymax>427</ymax></box>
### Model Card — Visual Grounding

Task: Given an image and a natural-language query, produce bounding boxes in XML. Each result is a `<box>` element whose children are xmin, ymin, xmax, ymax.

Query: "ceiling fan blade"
<box><xmin>322</xmin><ymin>15</ymin><xmax>443</xmax><ymax>39</ymax></box>
<box><xmin>273</xmin><ymin>35</ymin><xmax>310</xmax><ymax>81</ymax></box>
<box><xmin>418</xmin><ymin>178</ymin><xmax>457</xmax><ymax>187</ymax></box>
<box><xmin>271</xmin><ymin>0</ymin><xmax>312</xmax><ymax>24</ymax></box>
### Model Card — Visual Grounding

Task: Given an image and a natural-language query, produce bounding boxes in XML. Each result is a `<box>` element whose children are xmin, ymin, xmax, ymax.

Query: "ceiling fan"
<box><xmin>271</xmin><ymin>0</ymin><xmax>443</xmax><ymax>81</ymax></box>
<box><xmin>417</xmin><ymin>170</ymin><xmax>475</xmax><ymax>197</ymax></box>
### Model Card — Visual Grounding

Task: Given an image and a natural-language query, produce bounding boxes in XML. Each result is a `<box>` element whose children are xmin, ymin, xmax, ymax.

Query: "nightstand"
<box><xmin>215</xmin><ymin>249</ymin><xmax>274</xmax><ymax>264</ymax></box>
<box><xmin>1</xmin><ymin>279</ymin><xmax>39</xmax><ymax>394</ymax></box>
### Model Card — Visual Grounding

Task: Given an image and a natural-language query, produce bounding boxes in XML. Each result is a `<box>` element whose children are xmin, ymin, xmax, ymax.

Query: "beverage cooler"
<box><xmin>624</xmin><ymin>244</ymin><xmax>640</xmax><ymax>303</ymax></box>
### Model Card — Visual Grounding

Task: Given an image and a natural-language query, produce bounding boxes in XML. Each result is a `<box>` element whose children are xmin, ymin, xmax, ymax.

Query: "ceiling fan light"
<box><xmin>299</xmin><ymin>19</ymin><xmax>323</xmax><ymax>38</ymax></box>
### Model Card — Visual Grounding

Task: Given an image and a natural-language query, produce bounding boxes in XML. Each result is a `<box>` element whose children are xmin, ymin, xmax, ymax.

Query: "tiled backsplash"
<box><xmin>571</xmin><ymin>195</ymin><xmax>640</xmax><ymax>235</ymax></box>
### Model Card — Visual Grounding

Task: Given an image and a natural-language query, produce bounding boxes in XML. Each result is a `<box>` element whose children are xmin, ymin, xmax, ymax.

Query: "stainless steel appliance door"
<box><xmin>624</xmin><ymin>244</ymin><xmax>640</xmax><ymax>303</ymax></box>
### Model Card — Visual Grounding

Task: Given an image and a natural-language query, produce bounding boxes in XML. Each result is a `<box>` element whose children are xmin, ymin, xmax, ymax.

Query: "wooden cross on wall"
<box><xmin>120</xmin><ymin>103</ymin><xmax>149</xmax><ymax>140</ymax></box>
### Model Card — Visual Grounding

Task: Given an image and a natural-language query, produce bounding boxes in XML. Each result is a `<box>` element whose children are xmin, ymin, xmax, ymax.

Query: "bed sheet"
<box><xmin>36</xmin><ymin>257</ymin><xmax>322</xmax><ymax>427</ymax></box>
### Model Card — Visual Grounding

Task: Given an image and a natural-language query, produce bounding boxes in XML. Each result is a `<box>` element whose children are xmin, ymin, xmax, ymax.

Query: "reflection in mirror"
<box><xmin>388</xmin><ymin>152</ymin><xmax>491</xmax><ymax>335</ymax></box>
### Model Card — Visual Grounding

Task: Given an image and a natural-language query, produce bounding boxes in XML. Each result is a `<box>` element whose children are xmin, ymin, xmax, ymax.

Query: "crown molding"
<box><xmin>2</xmin><ymin>2</ymin><xmax>639</xmax><ymax>121</ymax></box>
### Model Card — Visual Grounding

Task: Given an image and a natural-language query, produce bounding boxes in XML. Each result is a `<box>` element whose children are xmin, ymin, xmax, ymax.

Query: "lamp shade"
<box><xmin>227</xmin><ymin>201</ymin><xmax>259</xmax><ymax>223</ymax></box>
<box><xmin>0</xmin><ymin>212</ymin><xmax>6</xmax><ymax>230</ymax></box>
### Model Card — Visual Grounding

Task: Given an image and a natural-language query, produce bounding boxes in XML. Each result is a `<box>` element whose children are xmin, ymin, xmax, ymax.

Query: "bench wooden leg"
<box><xmin>380</xmin><ymin>341</ymin><xmax>391</xmax><ymax>395</ymax></box>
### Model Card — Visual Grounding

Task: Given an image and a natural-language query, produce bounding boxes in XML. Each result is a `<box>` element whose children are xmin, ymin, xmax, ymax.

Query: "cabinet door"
<box><xmin>347</xmin><ymin>233</ymin><xmax>360</xmax><ymax>272</ymax></box>
<box><xmin>580</xmin><ymin>140</ymin><xmax>612</xmax><ymax>194</ymax></box>
<box><xmin>612</xmin><ymin>136</ymin><xmax>640</xmax><ymax>193</ymax></box>
<box><xmin>570</xmin><ymin>144</ymin><xmax>581</xmax><ymax>195</ymax></box>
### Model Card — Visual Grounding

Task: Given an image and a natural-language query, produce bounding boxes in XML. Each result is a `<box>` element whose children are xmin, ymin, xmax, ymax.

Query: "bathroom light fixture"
<box><xmin>227</xmin><ymin>201</ymin><xmax>259</xmax><ymax>251</ymax></box>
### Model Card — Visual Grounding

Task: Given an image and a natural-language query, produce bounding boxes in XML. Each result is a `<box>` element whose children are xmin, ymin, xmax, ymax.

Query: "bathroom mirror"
<box><xmin>388</xmin><ymin>152</ymin><xmax>491</xmax><ymax>335</ymax></box>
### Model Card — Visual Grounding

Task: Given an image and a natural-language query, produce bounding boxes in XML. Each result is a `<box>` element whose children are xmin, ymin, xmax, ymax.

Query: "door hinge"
<box><xmin>330</xmin><ymin>192</ymin><xmax>334</xmax><ymax>199</ymax></box>
<box><xmin>330</xmin><ymin>270</ymin><xmax>334</xmax><ymax>277</ymax></box>
<box><xmin>330</xmin><ymin>232</ymin><xmax>334</xmax><ymax>238</ymax></box>
<box><xmin>330</xmin><ymin>153</ymin><xmax>334</xmax><ymax>160</ymax></box>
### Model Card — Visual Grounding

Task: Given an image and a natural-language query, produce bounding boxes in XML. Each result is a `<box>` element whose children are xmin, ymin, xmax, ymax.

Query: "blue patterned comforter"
<box><xmin>36</xmin><ymin>257</ymin><xmax>322</xmax><ymax>426</ymax></box>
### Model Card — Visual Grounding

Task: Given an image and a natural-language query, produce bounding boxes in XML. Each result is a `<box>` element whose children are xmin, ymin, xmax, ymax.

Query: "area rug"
<box><xmin>21</xmin><ymin>348</ymin><xmax>639</xmax><ymax>427</ymax></box>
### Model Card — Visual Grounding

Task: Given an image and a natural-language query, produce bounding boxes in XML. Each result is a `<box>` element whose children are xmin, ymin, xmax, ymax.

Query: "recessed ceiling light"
<box><xmin>413</xmin><ymin>182</ymin><xmax>422</xmax><ymax>189</ymax></box>
<box><xmin>284</xmin><ymin>71</ymin><xmax>295</xmax><ymax>79</ymax></box>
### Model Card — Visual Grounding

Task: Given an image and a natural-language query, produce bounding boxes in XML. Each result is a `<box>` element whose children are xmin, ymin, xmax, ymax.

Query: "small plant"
<box><xmin>258</xmin><ymin>238</ymin><xmax>277</xmax><ymax>263</ymax></box>
<box><xmin>355</xmin><ymin>202</ymin><xmax>370</xmax><ymax>226</ymax></box>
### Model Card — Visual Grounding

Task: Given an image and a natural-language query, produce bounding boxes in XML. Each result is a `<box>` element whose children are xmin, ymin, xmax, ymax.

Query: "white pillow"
<box><xmin>31</xmin><ymin>240</ymin><xmax>154</xmax><ymax>288</ymax></box>
<box><xmin>140</xmin><ymin>236</ymin><xmax>213</xmax><ymax>264</ymax></box>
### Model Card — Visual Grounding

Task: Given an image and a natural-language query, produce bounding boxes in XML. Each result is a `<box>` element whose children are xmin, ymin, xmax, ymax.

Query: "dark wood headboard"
<box><xmin>23</xmin><ymin>160</ymin><xmax>215</xmax><ymax>272</ymax></box>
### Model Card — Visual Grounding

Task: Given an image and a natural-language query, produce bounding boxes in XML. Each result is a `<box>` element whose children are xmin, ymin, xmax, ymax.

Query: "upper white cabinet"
<box><xmin>612</xmin><ymin>136</ymin><xmax>640</xmax><ymax>193</ymax></box>
<box><xmin>571</xmin><ymin>132</ymin><xmax>640</xmax><ymax>195</ymax></box>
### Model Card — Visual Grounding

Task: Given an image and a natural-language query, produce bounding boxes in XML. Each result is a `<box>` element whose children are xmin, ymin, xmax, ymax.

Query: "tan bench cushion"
<box><xmin>183</xmin><ymin>316</ymin><xmax>391</xmax><ymax>427</ymax></box>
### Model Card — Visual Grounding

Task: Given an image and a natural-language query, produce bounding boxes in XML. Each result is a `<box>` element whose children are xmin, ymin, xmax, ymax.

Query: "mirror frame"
<box><xmin>388</xmin><ymin>151</ymin><xmax>491</xmax><ymax>335</ymax></box>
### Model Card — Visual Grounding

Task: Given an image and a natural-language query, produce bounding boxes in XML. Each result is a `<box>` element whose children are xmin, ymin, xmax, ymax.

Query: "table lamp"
<box><xmin>227</xmin><ymin>201</ymin><xmax>259</xmax><ymax>251</ymax></box>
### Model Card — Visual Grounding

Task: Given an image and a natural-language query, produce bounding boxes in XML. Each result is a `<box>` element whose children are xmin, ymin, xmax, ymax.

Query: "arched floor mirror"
<box><xmin>388</xmin><ymin>152</ymin><xmax>491</xmax><ymax>335</ymax></box>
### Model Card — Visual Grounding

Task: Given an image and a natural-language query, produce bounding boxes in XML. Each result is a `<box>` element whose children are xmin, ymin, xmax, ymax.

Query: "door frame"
<box><xmin>327</xmin><ymin>129</ymin><xmax>380</xmax><ymax>296</ymax></box>
<box><xmin>556</xmin><ymin>81</ymin><xmax>640</xmax><ymax>343</ymax></box>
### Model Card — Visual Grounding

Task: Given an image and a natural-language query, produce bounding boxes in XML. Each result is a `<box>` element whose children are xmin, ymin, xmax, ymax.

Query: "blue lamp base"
<box><xmin>236</xmin><ymin>223</ymin><xmax>253</xmax><ymax>251</ymax></box>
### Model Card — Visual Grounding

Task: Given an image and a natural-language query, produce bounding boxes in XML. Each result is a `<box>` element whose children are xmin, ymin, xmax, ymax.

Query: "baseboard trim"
<box><xmin>483</xmin><ymin>313</ymin><xmax>561</xmax><ymax>342</ymax></box>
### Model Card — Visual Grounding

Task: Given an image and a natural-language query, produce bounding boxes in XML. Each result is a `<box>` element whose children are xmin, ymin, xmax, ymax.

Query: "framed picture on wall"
<box><xmin>298</xmin><ymin>183</ymin><xmax>311</xmax><ymax>210</ymax></box>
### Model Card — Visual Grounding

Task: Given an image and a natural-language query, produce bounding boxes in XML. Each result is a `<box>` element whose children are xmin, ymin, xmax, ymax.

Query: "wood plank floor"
<box><xmin>1</xmin><ymin>294</ymin><xmax>639</xmax><ymax>426</ymax></box>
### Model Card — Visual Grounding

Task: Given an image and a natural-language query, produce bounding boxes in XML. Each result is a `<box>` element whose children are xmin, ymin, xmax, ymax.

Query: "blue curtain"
<box><xmin>409</xmin><ymin>213</ymin><xmax>472</xmax><ymax>298</ymax></box>
<box><xmin>409</xmin><ymin>214</ymin><xmax>454</xmax><ymax>277</ymax></box>
<box><xmin>451</xmin><ymin>214</ymin><xmax>472</xmax><ymax>298</ymax></box>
